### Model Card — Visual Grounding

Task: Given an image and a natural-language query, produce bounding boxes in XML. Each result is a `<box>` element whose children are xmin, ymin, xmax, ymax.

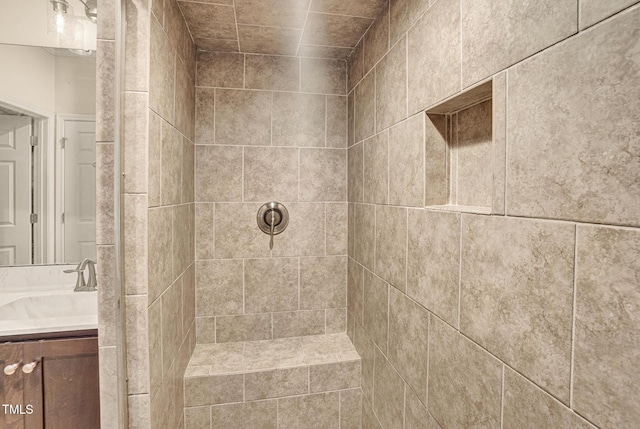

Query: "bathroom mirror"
<box><xmin>0</xmin><ymin>0</ymin><xmax>97</xmax><ymax>266</ymax></box>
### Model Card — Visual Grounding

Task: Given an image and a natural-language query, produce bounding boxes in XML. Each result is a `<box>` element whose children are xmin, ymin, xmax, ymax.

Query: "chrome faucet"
<box><xmin>64</xmin><ymin>258</ymin><xmax>98</xmax><ymax>292</ymax></box>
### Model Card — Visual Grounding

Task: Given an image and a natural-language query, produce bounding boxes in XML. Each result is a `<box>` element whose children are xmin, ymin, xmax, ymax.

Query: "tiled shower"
<box><xmin>95</xmin><ymin>0</ymin><xmax>640</xmax><ymax>428</ymax></box>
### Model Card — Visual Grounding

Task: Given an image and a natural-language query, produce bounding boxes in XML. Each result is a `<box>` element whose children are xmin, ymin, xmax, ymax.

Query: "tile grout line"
<box><xmin>569</xmin><ymin>225</ymin><xmax>578</xmax><ymax>409</ymax></box>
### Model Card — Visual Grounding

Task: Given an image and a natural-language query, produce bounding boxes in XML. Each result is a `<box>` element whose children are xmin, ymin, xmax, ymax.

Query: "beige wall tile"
<box><xmin>216</xmin><ymin>313</ymin><xmax>273</xmax><ymax>342</ymax></box>
<box><xmin>175</xmin><ymin>61</ymin><xmax>196</xmax><ymax>141</ymax></box>
<box><xmin>245</xmin><ymin>258</ymin><xmax>299</xmax><ymax>313</ymax></box>
<box><xmin>347</xmin><ymin>258</ymin><xmax>364</xmax><ymax>327</ymax></box>
<box><xmin>347</xmin><ymin>91</ymin><xmax>355</xmax><ymax>146</ymax></box>
<box><xmin>408</xmin><ymin>0</ymin><xmax>460</xmax><ymax>113</ymax></box>
<box><xmin>363</xmin><ymin>270</ymin><xmax>388</xmax><ymax>353</ymax></box>
<box><xmin>310</xmin><ymin>361</ymin><xmax>360</xmax><ymax>393</ymax></box>
<box><xmin>172</xmin><ymin>204</ymin><xmax>192</xmax><ymax>277</ymax></box>
<box><xmin>348</xmin><ymin>203</ymin><xmax>355</xmax><ymax>257</ymax></box>
<box><xmin>375</xmin><ymin>205</ymin><xmax>407</xmax><ymax>291</ymax></box>
<box><xmin>195</xmin><ymin>87</ymin><xmax>215</xmax><ymax>145</ymax></box>
<box><xmin>461</xmin><ymin>0</ymin><xmax>577</xmax><ymax>87</ymax></box>
<box><xmin>460</xmin><ymin>215</ymin><xmax>574</xmax><ymax>402</ymax></box>
<box><xmin>388</xmin><ymin>287</ymin><xmax>428</xmax><ymax>401</ymax></box>
<box><xmin>178</xmin><ymin>3</ymin><xmax>236</xmax><ymax>40</ymax></box>
<box><xmin>195</xmin><ymin>316</ymin><xmax>216</xmax><ymax>344</ymax></box>
<box><xmin>301</xmin><ymin>58</ymin><xmax>346</xmax><ymax>95</ymax></box>
<box><xmin>326</xmin><ymin>96</ymin><xmax>347</xmax><ymax>148</ymax></box>
<box><xmin>235</xmin><ymin>0</ymin><xmax>307</xmax><ymax>29</ymax></box>
<box><xmin>184</xmin><ymin>374</ymin><xmax>244</xmax><ymax>406</ymax></box>
<box><xmin>340</xmin><ymin>389</ymin><xmax>362</xmax><ymax>429</ymax></box>
<box><xmin>355</xmin><ymin>72</ymin><xmax>376</xmax><ymax>142</ymax></box>
<box><xmin>389</xmin><ymin>0</ymin><xmax>430</xmax><ymax>45</ymax></box>
<box><xmin>506</xmin><ymin>7</ymin><xmax>640</xmax><ymax>227</ymax></box>
<box><xmin>125</xmin><ymin>295</ymin><xmax>150</xmax><ymax>394</ymax></box>
<box><xmin>195</xmin><ymin>203</ymin><xmax>214</xmax><ymax>259</ymax></box>
<box><xmin>363</xmin><ymin>131</ymin><xmax>389</xmax><ymax>204</ymax></box>
<box><xmin>388</xmin><ymin>114</ymin><xmax>424</xmax><ymax>207</ymax></box>
<box><xmin>354</xmin><ymin>203</ymin><xmax>375</xmax><ymax>270</ymax></box>
<box><xmin>161</xmin><ymin>122</ymin><xmax>183</xmax><ymax>205</ymax></box>
<box><xmin>245</xmin><ymin>54</ymin><xmax>300</xmax><ymax>91</ymax></box>
<box><xmin>238</xmin><ymin>25</ymin><xmax>300</xmax><ymax>56</ymax></box>
<box><xmin>363</xmin><ymin>396</ymin><xmax>382</xmax><ymax>429</ymax></box>
<box><xmin>326</xmin><ymin>308</ymin><xmax>347</xmax><ymax>333</ymax></box>
<box><xmin>128</xmin><ymin>394</ymin><xmax>151</xmax><ymax>429</ymax></box>
<box><xmin>244</xmin><ymin>147</ymin><xmax>299</xmax><ymax>202</ymax></box>
<box><xmin>424</xmin><ymin>113</ymin><xmax>448</xmax><ymax>205</ymax></box>
<box><xmin>348</xmin><ymin>40</ymin><xmax>364</xmax><ymax>93</ymax></box>
<box><xmin>148</xmin><ymin>297</ymin><xmax>162</xmax><ymax>398</ymax></box>
<box><xmin>504</xmin><ymin>368</ymin><xmax>596</xmax><ymax>429</ymax></box>
<box><xmin>148</xmin><ymin>206</ymin><xmax>173</xmax><ymax>303</ymax></box>
<box><xmin>184</xmin><ymin>406</ymin><xmax>210</xmax><ymax>429</ymax></box>
<box><xmin>405</xmin><ymin>386</ymin><xmax>440</xmax><ymax>429</ymax></box>
<box><xmin>97</xmin><ymin>40</ymin><xmax>116</xmax><ymax>141</ymax></box>
<box><xmin>373</xmin><ymin>347</ymin><xmax>404</xmax><ymax>429</ymax></box>
<box><xmin>272</xmin><ymin>203</ymin><xmax>326</xmax><ymax>257</ymax></box>
<box><xmin>272</xmin><ymin>92</ymin><xmax>325</xmax><ymax>147</ymax></box>
<box><xmin>364</xmin><ymin>3</ymin><xmax>390</xmax><ymax>73</ymax></box>
<box><xmin>195</xmin><ymin>145</ymin><xmax>243</xmax><ymax>202</ymax></box>
<box><xmin>310</xmin><ymin>0</ymin><xmax>385</xmax><ymax>19</ymax></box>
<box><xmin>407</xmin><ymin>209</ymin><xmax>460</xmax><ymax>326</ymax></box>
<box><xmin>123</xmin><ymin>2</ymin><xmax>148</xmax><ymax>94</ymax></box>
<box><xmin>197</xmin><ymin>52</ymin><xmax>244</xmax><ymax>88</ymax></box>
<box><xmin>149</xmin><ymin>16</ymin><xmax>175</xmax><ymax>122</ymax></box>
<box><xmin>429</xmin><ymin>316</ymin><xmax>502</xmax><ymax>428</ymax></box>
<box><xmin>302</xmin><ymin>12</ymin><xmax>373</xmax><ymax>47</ymax></box>
<box><xmin>580</xmin><ymin>0</ymin><xmax>637</xmax><ymax>29</ymax></box>
<box><xmin>348</xmin><ymin>142</ymin><xmax>364</xmax><ymax>203</ymax></box>
<box><xmin>124</xmin><ymin>195</ymin><xmax>148</xmax><ymax>296</ymax></box>
<box><xmin>299</xmin><ymin>149</ymin><xmax>347</xmax><ymax>201</ymax></box>
<box><xmin>161</xmin><ymin>280</ymin><xmax>183</xmax><ymax>375</ymax></box>
<box><xmin>215</xmin><ymin>203</ymin><xmax>267</xmax><ymax>259</ymax></box>
<box><xmin>97</xmin><ymin>246</ymin><xmax>117</xmax><ymax>347</ymax></box>
<box><xmin>300</xmin><ymin>256</ymin><xmax>347</xmax><ymax>309</ymax></box>
<box><xmin>148</xmin><ymin>112</ymin><xmax>162</xmax><ymax>207</ymax></box>
<box><xmin>574</xmin><ymin>226</ymin><xmax>640</xmax><ymax>428</ymax></box>
<box><xmin>96</xmin><ymin>143</ymin><xmax>114</xmax><ymax>245</ymax></box>
<box><xmin>277</xmin><ymin>392</ymin><xmax>340</xmax><ymax>429</ymax></box>
<box><xmin>273</xmin><ymin>310</ymin><xmax>326</xmax><ymax>338</ymax></box>
<box><xmin>455</xmin><ymin>99</ymin><xmax>492</xmax><ymax>208</ymax></box>
<box><xmin>245</xmin><ymin>368</ymin><xmax>308</xmax><ymax>400</ymax></box>
<box><xmin>210</xmin><ymin>400</ymin><xmax>277</xmax><ymax>429</ymax></box>
<box><xmin>215</xmin><ymin>89</ymin><xmax>272</xmax><ymax>146</ymax></box>
<box><xmin>492</xmin><ymin>71</ymin><xmax>507</xmax><ymax>215</ymax></box>
<box><xmin>376</xmin><ymin>36</ymin><xmax>407</xmax><ymax>131</ymax></box>
<box><xmin>326</xmin><ymin>203</ymin><xmax>348</xmax><ymax>255</ymax></box>
<box><xmin>123</xmin><ymin>92</ymin><xmax>148</xmax><ymax>193</ymax></box>
<box><xmin>196</xmin><ymin>259</ymin><xmax>243</xmax><ymax>316</ymax></box>
<box><xmin>99</xmin><ymin>347</ymin><xmax>119</xmax><ymax>429</ymax></box>
<box><xmin>354</xmin><ymin>322</ymin><xmax>375</xmax><ymax>405</ymax></box>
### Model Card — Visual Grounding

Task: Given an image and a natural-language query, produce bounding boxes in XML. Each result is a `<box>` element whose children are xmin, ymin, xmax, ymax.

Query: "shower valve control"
<box><xmin>257</xmin><ymin>202</ymin><xmax>289</xmax><ymax>250</ymax></box>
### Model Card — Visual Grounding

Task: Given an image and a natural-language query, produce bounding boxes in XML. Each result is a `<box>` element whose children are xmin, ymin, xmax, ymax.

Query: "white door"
<box><xmin>0</xmin><ymin>115</ymin><xmax>32</xmax><ymax>266</ymax></box>
<box><xmin>62</xmin><ymin>118</ymin><xmax>96</xmax><ymax>263</ymax></box>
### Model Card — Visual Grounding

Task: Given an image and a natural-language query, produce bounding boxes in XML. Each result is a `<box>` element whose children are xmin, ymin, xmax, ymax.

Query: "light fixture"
<box><xmin>78</xmin><ymin>0</ymin><xmax>98</xmax><ymax>23</ymax></box>
<box><xmin>50</xmin><ymin>0</ymin><xmax>70</xmax><ymax>35</ymax></box>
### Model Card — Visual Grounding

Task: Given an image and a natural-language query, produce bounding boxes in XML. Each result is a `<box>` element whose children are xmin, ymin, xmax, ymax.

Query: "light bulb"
<box><xmin>55</xmin><ymin>11</ymin><xmax>66</xmax><ymax>34</ymax></box>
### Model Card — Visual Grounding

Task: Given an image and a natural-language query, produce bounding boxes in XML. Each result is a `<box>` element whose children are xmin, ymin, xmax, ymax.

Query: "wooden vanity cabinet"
<box><xmin>0</xmin><ymin>334</ymin><xmax>99</xmax><ymax>429</ymax></box>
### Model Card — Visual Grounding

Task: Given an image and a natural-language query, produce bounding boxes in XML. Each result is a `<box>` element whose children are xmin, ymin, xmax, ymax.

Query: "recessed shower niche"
<box><xmin>424</xmin><ymin>74</ymin><xmax>507</xmax><ymax>214</ymax></box>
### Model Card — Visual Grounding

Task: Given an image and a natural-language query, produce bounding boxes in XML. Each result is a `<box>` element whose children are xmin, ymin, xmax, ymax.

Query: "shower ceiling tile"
<box><xmin>310</xmin><ymin>0</ymin><xmax>387</xmax><ymax>19</ymax></box>
<box><xmin>238</xmin><ymin>25</ymin><xmax>302</xmax><ymax>56</ymax></box>
<box><xmin>178</xmin><ymin>2</ymin><xmax>237</xmax><ymax>40</ymax></box>
<box><xmin>298</xmin><ymin>44</ymin><xmax>353</xmax><ymax>60</ymax></box>
<box><xmin>235</xmin><ymin>0</ymin><xmax>311</xmax><ymax>28</ymax></box>
<box><xmin>302</xmin><ymin>13</ymin><xmax>373</xmax><ymax>47</ymax></box>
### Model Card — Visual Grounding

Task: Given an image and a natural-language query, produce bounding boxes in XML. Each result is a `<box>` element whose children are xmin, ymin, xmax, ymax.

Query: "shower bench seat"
<box><xmin>183</xmin><ymin>332</ymin><xmax>362</xmax><ymax>428</ymax></box>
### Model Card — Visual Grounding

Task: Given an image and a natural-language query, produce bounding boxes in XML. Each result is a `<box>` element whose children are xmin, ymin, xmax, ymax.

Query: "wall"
<box><xmin>0</xmin><ymin>44</ymin><xmax>55</xmax><ymax>112</ymax></box>
<box><xmin>347</xmin><ymin>1</ymin><xmax>640</xmax><ymax>429</ymax></box>
<box><xmin>55</xmin><ymin>55</ymin><xmax>97</xmax><ymax>115</ymax></box>
<box><xmin>193</xmin><ymin>53</ymin><xmax>349</xmax><ymax>344</ymax></box>
<box><xmin>117</xmin><ymin>0</ymin><xmax>198</xmax><ymax>428</ymax></box>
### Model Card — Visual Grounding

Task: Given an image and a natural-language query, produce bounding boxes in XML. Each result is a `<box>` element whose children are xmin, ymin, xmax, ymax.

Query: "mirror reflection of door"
<box><xmin>60</xmin><ymin>116</ymin><xmax>96</xmax><ymax>263</ymax></box>
<box><xmin>0</xmin><ymin>115</ymin><xmax>32</xmax><ymax>265</ymax></box>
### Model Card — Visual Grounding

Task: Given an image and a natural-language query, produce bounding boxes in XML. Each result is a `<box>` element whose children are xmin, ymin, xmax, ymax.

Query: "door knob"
<box><xmin>22</xmin><ymin>360</ymin><xmax>38</xmax><ymax>374</ymax></box>
<box><xmin>4</xmin><ymin>362</ymin><xmax>21</xmax><ymax>375</ymax></box>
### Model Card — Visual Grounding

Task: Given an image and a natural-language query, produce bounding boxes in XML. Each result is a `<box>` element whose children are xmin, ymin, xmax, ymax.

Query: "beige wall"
<box><xmin>347</xmin><ymin>1</ymin><xmax>640</xmax><ymax>429</ymax></box>
<box><xmin>193</xmin><ymin>53</ymin><xmax>349</xmax><ymax>344</ymax></box>
<box><xmin>0</xmin><ymin>44</ymin><xmax>55</xmax><ymax>112</ymax></box>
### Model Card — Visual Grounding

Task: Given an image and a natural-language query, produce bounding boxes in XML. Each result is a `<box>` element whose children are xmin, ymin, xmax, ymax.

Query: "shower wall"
<box><xmin>347</xmin><ymin>1</ymin><xmax>640</xmax><ymax>429</ymax></box>
<box><xmin>193</xmin><ymin>53</ymin><xmax>349</xmax><ymax>344</ymax></box>
<box><xmin>118</xmin><ymin>0</ymin><xmax>197</xmax><ymax>428</ymax></box>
